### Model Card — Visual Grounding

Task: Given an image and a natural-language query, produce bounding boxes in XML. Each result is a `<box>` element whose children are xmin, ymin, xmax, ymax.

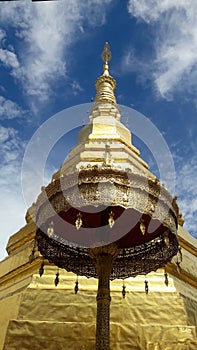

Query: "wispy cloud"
<box><xmin>121</xmin><ymin>47</ymin><xmax>151</xmax><ymax>86</ymax></box>
<box><xmin>127</xmin><ymin>0</ymin><xmax>197</xmax><ymax>100</ymax></box>
<box><xmin>175</xmin><ymin>155</ymin><xmax>197</xmax><ymax>236</ymax></box>
<box><xmin>0</xmin><ymin>0</ymin><xmax>112</xmax><ymax>103</ymax></box>
<box><xmin>0</xmin><ymin>29</ymin><xmax>6</xmax><ymax>42</ymax></box>
<box><xmin>0</xmin><ymin>48</ymin><xmax>19</xmax><ymax>69</ymax></box>
<box><xmin>71</xmin><ymin>80</ymin><xmax>84</xmax><ymax>96</ymax></box>
<box><xmin>0</xmin><ymin>96</ymin><xmax>28</xmax><ymax>120</ymax></box>
<box><xmin>0</xmin><ymin>126</ymin><xmax>26</xmax><ymax>259</ymax></box>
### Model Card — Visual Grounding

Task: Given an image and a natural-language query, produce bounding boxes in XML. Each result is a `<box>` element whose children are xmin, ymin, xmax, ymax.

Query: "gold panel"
<box><xmin>0</xmin><ymin>293</ymin><xmax>21</xmax><ymax>350</ymax></box>
<box><xmin>1</xmin><ymin>263</ymin><xmax>197</xmax><ymax>349</ymax></box>
<box><xmin>15</xmin><ymin>287</ymin><xmax>187</xmax><ymax>325</ymax></box>
<box><xmin>3</xmin><ymin>320</ymin><xmax>197</xmax><ymax>350</ymax></box>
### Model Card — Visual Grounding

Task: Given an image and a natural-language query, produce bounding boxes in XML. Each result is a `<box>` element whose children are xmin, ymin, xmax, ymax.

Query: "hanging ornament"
<box><xmin>176</xmin><ymin>261</ymin><xmax>181</xmax><ymax>274</ymax></box>
<box><xmin>122</xmin><ymin>281</ymin><xmax>126</xmax><ymax>298</ymax></box>
<box><xmin>75</xmin><ymin>213</ymin><xmax>83</xmax><ymax>230</ymax></box>
<box><xmin>108</xmin><ymin>210</ymin><xmax>115</xmax><ymax>228</ymax></box>
<box><xmin>74</xmin><ymin>278</ymin><xmax>79</xmax><ymax>294</ymax></box>
<box><xmin>164</xmin><ymin>269</ymin><xmax>169</xmax><ymax>286</ymax></box>
<box><xmin>144</xmin><ymin>279</ymin><xmax>149</xmax><ymax>294</ymax></box>
<box><xmin>47</xmin><ymin>221</ymin><xmax>54</xmax><ymax>237</ymax></box>
<box><xmin>39</xmin><ymin>259</ymin><xmax>45</xmax><ymax>277</ymax></box>
<box><xmin>164</xmin><ymin>232</ymin><xmax>170</xmax><ymax>247</ymax></box>
<box><xmin>178</xmin><ymin>246</ymin><xmax>183</xmax><ymax>262</ymax></box>
<box><xmin>54</xmin><ymin>272</ymin><xmax>59</xmax><ymax>287</ymax></box>
<box><xmin>140</xmin><ymin>219</ymin><xmax>146</xmax><ymax>235</ymax></box>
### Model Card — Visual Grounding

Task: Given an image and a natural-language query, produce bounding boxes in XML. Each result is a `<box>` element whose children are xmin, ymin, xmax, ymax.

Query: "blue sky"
<box><xmin>0</xmin><ymin>0</ymin><xmax>196</xmax><ymax>259</ymax></box>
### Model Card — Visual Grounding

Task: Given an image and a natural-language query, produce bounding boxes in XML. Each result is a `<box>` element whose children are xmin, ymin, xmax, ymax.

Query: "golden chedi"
<box><xmin>0</xmin><ymin>43</ymin><xmax>197</xmax><ymax>350</ymax></box>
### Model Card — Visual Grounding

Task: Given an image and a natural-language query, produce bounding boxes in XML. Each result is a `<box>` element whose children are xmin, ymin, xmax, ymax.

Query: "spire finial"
<box><xmin>101</xmin><ymin>42</ymin><xmax>112</xmax><ymax>64</ymax></box>
<box><xmin>101</xmin><ymin>42</ymin><xmax>111</xmax><ymax>76</ymax></box>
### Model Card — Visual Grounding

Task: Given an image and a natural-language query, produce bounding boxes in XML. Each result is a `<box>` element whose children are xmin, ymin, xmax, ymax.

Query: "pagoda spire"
<box><xmin>94</xmin><ymin>42</ymin><xmax>117</xmax><ymax>105</ymax></box>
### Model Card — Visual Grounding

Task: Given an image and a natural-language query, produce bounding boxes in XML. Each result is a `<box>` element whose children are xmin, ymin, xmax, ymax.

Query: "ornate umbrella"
<box><xmin>35</xmin><ymin>43</ymin><xmax>179</xmax><ymax>350</ymax></box>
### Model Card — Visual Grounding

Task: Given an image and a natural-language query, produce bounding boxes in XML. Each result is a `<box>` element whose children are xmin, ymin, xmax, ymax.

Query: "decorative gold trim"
<box><xmin>7</xmin><ymin>231</ymin><xmax>36</xmax><ymax>255</ymax></box>
<box><xmin>87</xmin><ymin>137</ymin><xmax>142</xmax><ymax>157</ymax></box>
<box><xmin>178</xmin><ymin>235</ymin><xmax>197</xmax><ymax>257</ymax></box>
<box><xmin>166</xmin><ymin>262</ymin><xmax>197</xmax><ymax>289</ymax></box>
<box><xmin>0</xmin><ymin>256</ymin><xmax>42</xmax><ymax>288</ymax></box>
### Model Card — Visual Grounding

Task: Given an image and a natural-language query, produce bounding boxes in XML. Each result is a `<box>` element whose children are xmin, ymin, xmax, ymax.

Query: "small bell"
<box><xmin>122</xmin><ymin>282</ymin><xmax>126</xmax><ymax>298</ymax></box>
<box><xmin>39</xmin><ymin>259</ymin><xmax>45</xmax><ymax>277</ymax></box>
<box><xmin>145</xmin><ymin>279</ymin><xmax>149</xmax><ymax>294</ymax></box>
<box><xmin>75</xmin><ymin>213</ymin><xmax>82</xmax><ymax>230</ymax></box>
<box><xmin>164</xmin><ymin>269</ymin><xmax>169</xmax><ymax>287</ymax></box>
<box><xmin>164</xmin><ymin>232</ymin><xmax>170</xmax><ymax>247</ymax></box>
<box><xmin>140</xmin><ymin>220</ymin><xmax>146</xmax><ymax>235</ymax></box>
<box><xmin>54</xmin><ymin>272</ymin><xmax>59</xmax><ymax>287</ymax></box>
<box><xmin>75</xmin><ymin>279</ymin><xmax>79</xmax><ymax>294</ymax></box>
<box><xmin>108</xmin><ymin>210</ymin><xmax>115</xmax><ymax>228</ymax></box>
<box><xmin>47</xmin><ymin>221</ymin><xmax>54</xmax><ymax>237</ymax></box>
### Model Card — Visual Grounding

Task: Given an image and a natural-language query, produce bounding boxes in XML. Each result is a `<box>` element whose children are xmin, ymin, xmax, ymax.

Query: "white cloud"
<box><xmin>121</xmin><ymin>47</ymin><xmax>151</xmax><ymax>86</ymax></box>
<box><xmin>128</xmin><ymin>0</ymin><xmax>191</xmax><ymax>23</ymax></box>
<box><xmin>0</xmin><ymin>0</ymin><xmax>112</xmax><ymax>101</ymax></box>
<box><xmin>0</xmin><ymin>126</ymin><xmax>27</xmax><ymax>260</ymax></box>
<box><xmin>71</xmin><ymin>80</ymin><xmax>84</xmax><ymax>95</ymax></box>
<box><xmin>0</xmin><ymin>48</ymin><xmax>19</xmax><ymax>69</ymax></box>
<box><xmin>0</xmin><ymin>96</ymin><xmax>27</xmax><ymax>120</ymax></box>
<box><xmin>175</xmin><ymin>155</ymin><xmax>197</xmax><ymax>236</ymax></box>
<box><xmin>0</xmin><ymin>26</ymin><xmax>19</xmax><ymax>76</ymax></box>
<box><xmin>0</xmin><ymin>126</ymin><xmax>26</xmax><ymax>183</ymax></box>
<box><xmin>127</xmin><ymin>0</ymin><xmax>197</xmax><ymax>100</ymax></box>
<box><xmin>0</xmin><ymin>29</ymin><xmax>6</xmax><ymax>42</ymax></box>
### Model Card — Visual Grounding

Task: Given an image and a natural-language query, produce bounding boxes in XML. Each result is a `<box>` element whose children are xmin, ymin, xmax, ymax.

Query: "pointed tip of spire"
<box><xmin>101</xmin><ymin>42</ymin><xmax>112</xmax><ymax>63</ymax></box>
<box><xmin>101</xmin><ymin>42</ymin><xmax>112</xmax><ymax>76</ymax></box>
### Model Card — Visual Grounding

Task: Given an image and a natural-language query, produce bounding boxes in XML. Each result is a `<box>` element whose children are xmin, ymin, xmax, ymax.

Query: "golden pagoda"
<box><xmin>0</xmin><ymin>44</ymin><xmax>197</xmax><ymax>350</ymax></box>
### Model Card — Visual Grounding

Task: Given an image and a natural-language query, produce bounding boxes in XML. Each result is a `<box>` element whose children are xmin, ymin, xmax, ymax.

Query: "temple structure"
<box><xmin>0</xmin><ymin>44</ymin><xmax>197</xmax><ymax>350</ymax></box>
